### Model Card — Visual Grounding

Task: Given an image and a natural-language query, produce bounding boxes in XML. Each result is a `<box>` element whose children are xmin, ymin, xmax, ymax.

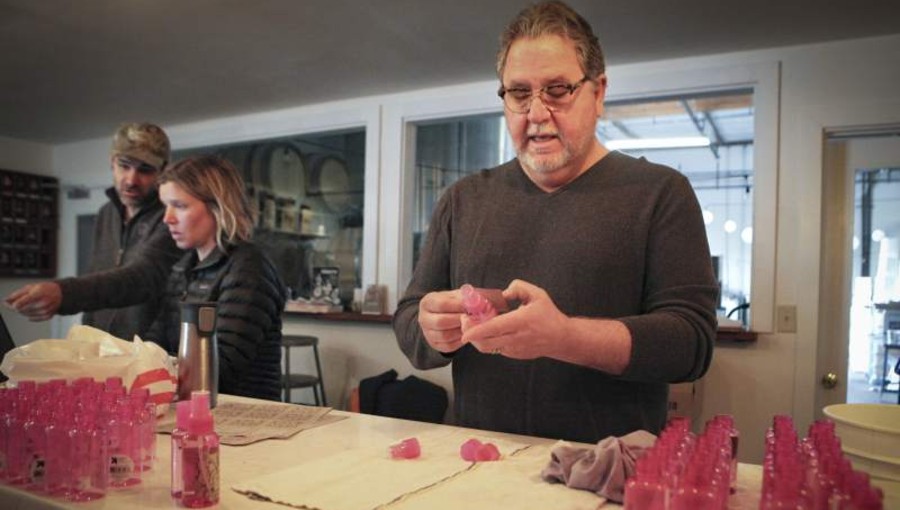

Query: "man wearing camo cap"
<box><xmin>5</xmin><ymin>123</ymin><xmax>184</xmax><ymax>341</ymax></box>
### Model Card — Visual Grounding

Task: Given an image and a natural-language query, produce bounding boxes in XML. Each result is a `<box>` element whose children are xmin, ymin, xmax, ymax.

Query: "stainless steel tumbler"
<box><xmin>177</xmin><ymin>301</ymin><xmax>219</xmax><ymax>407</ymax></box>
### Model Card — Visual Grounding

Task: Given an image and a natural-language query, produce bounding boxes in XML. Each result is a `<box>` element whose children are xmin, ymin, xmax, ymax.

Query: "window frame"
<box><xmin>381</xmin><ymin>82</ymin><xmax>502</xmax><ymax>310</ymax></box>
<box><xmin>603</xmin><ymin>61</ymin><xmax>780</xmax><ymax>332</ymax></box>
<box><xmin>168</xmin><ymin>100</ymin><xmax>382</xmax><ymax>295</ymax></box>
<box><xmin>385</xmin><ymin>62</ymin><xmax>779</xmax><ymax>332</ymax></box>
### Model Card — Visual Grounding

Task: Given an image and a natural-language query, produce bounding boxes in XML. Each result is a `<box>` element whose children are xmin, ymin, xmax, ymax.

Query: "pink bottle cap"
<box><xmin>188</xmin><ymin>391</ymin><xmax>214</xmax><ymax>435</ymax></box>
<box><xmin>175</xmin><ymin>400</ymin><xmax>191</xmax><ymax>431</ymax></box>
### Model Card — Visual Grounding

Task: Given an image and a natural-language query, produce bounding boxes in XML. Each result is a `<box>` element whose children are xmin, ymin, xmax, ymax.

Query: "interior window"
<box><xmin>411</xmin><ymin>114</ymin><xmax>513</xmax><ymax>266</ymax></box>
<box><xmin>174</xmin><ymin>129</ymin><xmax>366</xmax><ymax>307</ymax></box>
<box><xmin>410</xmin><ymin>90</ymin><xmax>755</xmax><ymax>323</ymax></box>
<box><xmin>600</xmin><ymin>90</ymin><xmax>755</xmax><ymax>322</ymax></box>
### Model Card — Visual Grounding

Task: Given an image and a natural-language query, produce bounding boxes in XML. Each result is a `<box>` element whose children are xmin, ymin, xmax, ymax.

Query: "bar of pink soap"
<box><xmin>459</xmin><ymin>438</ymin><xmax>501</xmax><ymax>462</ymax></box>
<box><xmin>460</xmin><ymin>284</ymin><xmax>504</xmax><ymax>324</ymax></box>
<box><xmin>475</xmin><ymin>442</ymin><xmax>500</xmax><ymax>461</ymax></box>
<box><xmin>389</xmin><ymin>437</ymin><xmax>421</xmax><ymax>459</ymax></box>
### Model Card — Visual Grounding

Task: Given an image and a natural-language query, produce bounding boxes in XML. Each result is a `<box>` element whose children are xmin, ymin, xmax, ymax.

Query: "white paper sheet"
<box><xmin>231</xmin><ymin>428</ymin><xmax>596</xmax><ymax>510</ymax></box>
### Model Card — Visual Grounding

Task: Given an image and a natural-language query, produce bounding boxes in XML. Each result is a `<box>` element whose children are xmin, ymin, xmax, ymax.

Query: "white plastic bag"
<box><xmin>0</xmin><ymin>325</ymin><xmax>176</xmax><ymax>412</ymax></box>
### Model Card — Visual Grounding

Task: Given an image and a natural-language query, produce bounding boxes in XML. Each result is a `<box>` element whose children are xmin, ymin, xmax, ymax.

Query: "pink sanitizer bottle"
<box><xmin>180</xmin><ymin>391</ymin><xmax>219</xmax><ymax>508</ymax></box>
<box><xmin>170</xmin><ymin>400</ymin><xmax>191</xmax><ymax>499</ymax></box>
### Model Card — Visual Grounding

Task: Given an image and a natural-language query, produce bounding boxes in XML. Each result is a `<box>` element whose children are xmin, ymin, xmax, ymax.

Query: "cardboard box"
<box><xmin>667</xmin><ymin>380</ymin><xmax>704</xmax><ymax>424</ymax></box>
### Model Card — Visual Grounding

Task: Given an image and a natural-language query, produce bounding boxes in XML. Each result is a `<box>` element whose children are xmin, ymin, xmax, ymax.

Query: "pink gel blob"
<box><xmin>460</xmin><ymin>438</ymin><xmax>482</xmax><ymax>461</ymax></box>
<box><xmin>459</xmin><ymin>438</ymin><xmax>501</xmax><ymax>462</ymax></box>
<box><xmin>389</xmin><ymin>437</ymin><xmax>421</xmax><ymax>459</ymax></box>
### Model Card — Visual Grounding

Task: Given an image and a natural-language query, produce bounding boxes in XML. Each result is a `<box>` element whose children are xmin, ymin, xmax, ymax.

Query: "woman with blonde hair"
<box><xmin>145</xmin><ymin>154</ymin><xmax>286</xmax><ymax>401</ymax></box>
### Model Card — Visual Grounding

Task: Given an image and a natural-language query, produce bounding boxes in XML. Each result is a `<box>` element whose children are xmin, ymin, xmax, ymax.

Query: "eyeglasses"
<box><xmin>498</xmin><ymin>76</ymin><xmax>592</xmax><ymax>114</ymax></box>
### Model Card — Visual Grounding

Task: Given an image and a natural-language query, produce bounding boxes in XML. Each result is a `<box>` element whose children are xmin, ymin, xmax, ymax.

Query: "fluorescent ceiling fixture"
<box><xmin>606</xmin><ymin>136</ymin><xmax>711</xmax><ymax>150</ymax></box>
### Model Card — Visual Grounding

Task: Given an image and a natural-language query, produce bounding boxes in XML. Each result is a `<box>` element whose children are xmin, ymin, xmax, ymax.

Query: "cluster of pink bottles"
<box><xmin>171</xmin><ymin>391</ymin><xmax>219</xmax><ymax>508</ymax></box>
<box><xmin>761</xmin><ymin>415</ymin><xmax>883</xmax><ymax>509</ymax></box>
<box><xmin>624</xmin><ymin>415</ymin><xmax>739</xmax><ymax>510</ymax></box>
<box><xmin>0</xmin><ymin>376</ymin><xmax>156</xmax><ymax>501</ymax></box>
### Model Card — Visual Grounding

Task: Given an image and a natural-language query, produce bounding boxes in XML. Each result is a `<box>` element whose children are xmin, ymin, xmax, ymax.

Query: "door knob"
<box><xmin>821</xmin><ymin>372</ymin><xmax>839</xmax><ymax>389</ymax></box>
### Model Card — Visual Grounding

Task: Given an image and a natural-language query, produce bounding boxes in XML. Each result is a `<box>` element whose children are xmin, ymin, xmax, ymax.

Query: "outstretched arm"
<box><xmin>4</xmin><ymin>282</ymin><xmax>63</xmax><ymax>321</ymax></box>
<box><xmin>56</xmin><ymin>226</ymin><xmax>182</xmax><ymax>315</ymax></box>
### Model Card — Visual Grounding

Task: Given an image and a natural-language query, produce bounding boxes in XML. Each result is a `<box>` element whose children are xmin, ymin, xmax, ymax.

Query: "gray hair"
<box><xmin>496</xmin><ymin>1</ymin><xmax>605</xmax><ymax>80</ymax></box>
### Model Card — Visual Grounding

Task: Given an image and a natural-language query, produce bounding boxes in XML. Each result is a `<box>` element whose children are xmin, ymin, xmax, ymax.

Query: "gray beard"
<box><xmin>517</xmin><ymin>145</ymin><xmax>572</xmax><ymax>176</ymax></box>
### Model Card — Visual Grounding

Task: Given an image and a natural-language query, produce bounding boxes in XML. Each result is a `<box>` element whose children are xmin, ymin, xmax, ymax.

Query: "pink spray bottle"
<box><xmin>171</xmin><ymin>399</ymin><xmax>191</xmax><ymax>499</ymax></box>
<box><xmin>181</xmin><ymin>391</ymin><xmax>219</xmax><ymax>508</ymax></box>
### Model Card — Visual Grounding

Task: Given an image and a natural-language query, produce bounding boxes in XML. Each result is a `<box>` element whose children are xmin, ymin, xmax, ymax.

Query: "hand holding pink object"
<box><xmin>460</xmin><ymin>284</ymin><xmax>499</xmax><ymax>324</ymax></box>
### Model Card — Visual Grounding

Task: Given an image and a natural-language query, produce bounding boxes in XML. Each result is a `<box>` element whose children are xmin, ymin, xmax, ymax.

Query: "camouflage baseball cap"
<box><xmin>110</xmin><ymin>122</ymin><xmax>171</xmax><ymax>170</ymax></box>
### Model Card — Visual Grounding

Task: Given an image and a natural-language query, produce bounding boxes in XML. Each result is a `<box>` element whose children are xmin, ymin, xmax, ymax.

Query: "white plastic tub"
<box><xmin>823</xmin><ymin>403</ymin><xmax>900</xmax><ymax>482</ymax></box>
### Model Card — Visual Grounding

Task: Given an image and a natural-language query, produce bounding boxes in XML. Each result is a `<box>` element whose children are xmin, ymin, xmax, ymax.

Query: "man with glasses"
<box><xmin>394</xmin><ymin>1</ymin><xmax>717</xmax><ymax>443</ymax></box>
<box><xmin>5</xmin><ymin>123</ymin><xmax>183</xmax><ymax>341</ymax></box>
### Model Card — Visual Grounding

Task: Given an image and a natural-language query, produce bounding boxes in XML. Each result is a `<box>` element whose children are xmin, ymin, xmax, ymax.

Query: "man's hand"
<box><xmin>3</xmin><ymin>282</ymin><xmax>63</xmax><ymax>321</ymax></box>
<box><xmin>461</xmin><ymin>279</ymin><xmax>569</xmax><ymax>359</ymax></box>
<box><xmin>417</xmin><ymin>289</ymin><xmax>466</xmax><ymax>353</ymax></box>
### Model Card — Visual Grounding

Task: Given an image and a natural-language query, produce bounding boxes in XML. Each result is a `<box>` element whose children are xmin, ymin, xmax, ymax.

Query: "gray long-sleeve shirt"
<box><xmin>393</xmin><ymin>151</ymin><xmax>718</xmax><ymax>443</ymax></box>
<box><xmin>57</xmin><ymin>188</ymin><xmax>183</xmax><ymax>341</ymax></box>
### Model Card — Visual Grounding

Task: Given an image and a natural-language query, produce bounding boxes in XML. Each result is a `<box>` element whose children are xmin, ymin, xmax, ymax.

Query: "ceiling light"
<box><xmin>702</xmin><ymin>209</ymin><xmax>714</xmax><ymax>225</ymax></box>
<box><xmin>724</xmin><ymin>220</ymin><xmax>737</xmax><ymax>234</ymax></box>
<box><xmin>606</xmin><ymin>136</ymin><xmax>711</xmax><ymax>151</ymax></box>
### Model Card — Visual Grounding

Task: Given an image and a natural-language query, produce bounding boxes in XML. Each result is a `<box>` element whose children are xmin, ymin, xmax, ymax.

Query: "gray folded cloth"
<box><xmin>540</xmin><ymin>430</ymin><xmax>657</xmax><ymax>503</ymax></box>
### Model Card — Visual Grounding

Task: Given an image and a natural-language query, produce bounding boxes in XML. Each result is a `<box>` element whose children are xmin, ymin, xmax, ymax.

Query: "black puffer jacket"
<box><xmin>146</xmin><ymin>241</ymin><xmax>286</xmax><ymax>401</ymax></box>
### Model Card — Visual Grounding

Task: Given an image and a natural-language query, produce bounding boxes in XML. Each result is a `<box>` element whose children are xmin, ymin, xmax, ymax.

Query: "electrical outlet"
<box><xmin>777</xmin><ymin>305</ymin><xmax>797</xmax><ymax>333</ymax></box>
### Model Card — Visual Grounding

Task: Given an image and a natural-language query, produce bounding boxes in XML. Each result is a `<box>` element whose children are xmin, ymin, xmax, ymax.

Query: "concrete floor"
<box><xmin>847</xmin><ymin>371</ymin><xmax>899</xmax><ymax>405</ymax></box>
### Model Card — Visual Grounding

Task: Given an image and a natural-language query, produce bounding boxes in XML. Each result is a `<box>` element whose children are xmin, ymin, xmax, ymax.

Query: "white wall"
<box><xmin>281</xmin><ymin>319</ymin><xmax>452</xmax><ymax>417</ymax></box>
<box><xmin>6</xmin><ymin>34</ymin><xmax>900</xmax><ymax>464</ymax></box>
<box><xmin>0</xmin><ymin>136</ymin><xmax>55</xmax><ymax>344</ymax></box>
<box><xmin>49</xmin><ymin>137</ymin><xmax>121</xmax><ymax>338</ymax></box>
<box><xmin>0</xmin><ymin>136</ymin><xmax>54</xmax><ymax>176</ymax></box>
<box><xmin>779</xmin><ymin>35</ymin><xmax>900</xmax><ymax>434</ymax></box>
<box><xmin>643</xmin><ymin>34</ymin><xmax>900</xmax><ymax>463</ymax></box>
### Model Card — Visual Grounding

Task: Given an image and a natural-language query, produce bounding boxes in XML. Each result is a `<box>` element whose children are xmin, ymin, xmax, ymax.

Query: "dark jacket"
<box><xmin>58</xmin><ymin>188</ymin><xmax>182</xmax><ymax>341</ymax></box>
<box><xmin>145</xmin><ymin>241</ymin><xmax>286</xmax><ymax>401</ymax></box>
<box><xmin>359</xmin><ymin>369</ymin><xmax>448</xmax><ymax>424</ymax></box>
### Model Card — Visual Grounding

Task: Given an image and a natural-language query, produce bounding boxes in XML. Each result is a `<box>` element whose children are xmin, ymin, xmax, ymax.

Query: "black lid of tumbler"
<box><xmin>179</xmin><ymin>301</ymin><xmax>217</xmax><ymax>335</ymax></box>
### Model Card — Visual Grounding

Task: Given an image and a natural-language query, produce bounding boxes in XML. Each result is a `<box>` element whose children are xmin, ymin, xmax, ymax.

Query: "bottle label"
<box><xmin>109</xmin><ymin>454</ymin><xmax>135</xmax><ymax>481</ymax></box>
<box><xmin>76</xmin><ymin>475</ymin><xmax>91</xmax><ymax>491</ymax></box>
<box><xmin>183</xmin><ymin>445</ymin><xmax>219</xmax><ymax>504</ymax></box>
<box><xmin>29</xmin><ymin>456</ymin><xmax>46</xmax><ymax>483</ymax></box>
<box><xmin>201</xmin><ymin>448</ymin><xmax>220</xmax><ymax>502</ymax></box>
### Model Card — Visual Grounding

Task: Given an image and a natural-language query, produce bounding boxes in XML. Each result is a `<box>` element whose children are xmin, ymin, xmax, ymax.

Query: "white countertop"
<box><xmin>0</xmin><ymin>395</ymin><xmax>764</xmax><ymax>509</ymax></box>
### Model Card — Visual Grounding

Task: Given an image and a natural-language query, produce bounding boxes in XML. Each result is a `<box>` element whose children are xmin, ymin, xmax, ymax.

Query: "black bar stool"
<box><xmin>282</xmin><ymin>335</ymin><xmax>326</xmax><ymax>406</ymax></box>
